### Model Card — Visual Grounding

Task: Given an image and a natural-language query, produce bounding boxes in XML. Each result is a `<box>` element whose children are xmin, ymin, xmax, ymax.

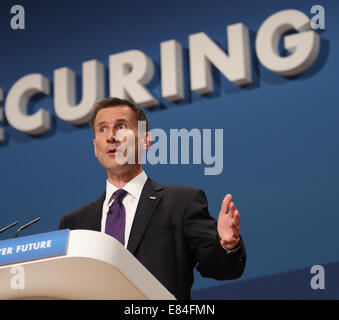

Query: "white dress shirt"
<box><xmin>101</xmin><ymin>170</ymin><xmax>148</xmax><ymax>248</ymax></box>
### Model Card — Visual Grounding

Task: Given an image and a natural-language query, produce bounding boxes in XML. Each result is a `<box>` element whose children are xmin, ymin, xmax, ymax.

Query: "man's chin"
<box><xmin>104</xmin><ymin>160</ymin><xmax>136</xmax><ymax>172</ymax></box>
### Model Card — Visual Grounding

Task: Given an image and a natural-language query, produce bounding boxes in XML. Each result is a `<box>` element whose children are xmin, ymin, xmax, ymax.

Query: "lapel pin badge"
<box><xmin>149</xmin><ymin>196</ymin><xmax>156</xmax><ymax>200</ymax></box>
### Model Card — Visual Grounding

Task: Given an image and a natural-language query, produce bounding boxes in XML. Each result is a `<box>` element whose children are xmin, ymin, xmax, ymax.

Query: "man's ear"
<box><xmin>93</xmin><ymin>139</ymin><xmax>98</xmax><ymax>158</ymax></box>
<box><xmin>143</xmin><ymin>131</ymin><xmax>152</xmax><ymax>150</ymax></box>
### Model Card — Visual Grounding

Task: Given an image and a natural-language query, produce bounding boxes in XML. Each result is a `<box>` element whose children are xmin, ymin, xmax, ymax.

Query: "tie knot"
<box><xmin>114</xmin><ymin>189</ymin><xmax>127</xmax><ymax>204</ymax></box>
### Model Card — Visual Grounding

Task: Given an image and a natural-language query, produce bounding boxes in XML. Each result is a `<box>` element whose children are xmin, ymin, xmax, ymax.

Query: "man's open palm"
<box><xmin>217</xmin><ymin>194</ymin><xmax>241</xmax><ymax>250</ymax></box>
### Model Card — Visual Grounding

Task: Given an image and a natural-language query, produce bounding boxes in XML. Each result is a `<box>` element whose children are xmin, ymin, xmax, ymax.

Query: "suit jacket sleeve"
<box><xmin>58</xmin><ymin>215</ymin><xmax>67</xmax><ymax>230</ymax></box>
<box><xmin>184</xmin><ymin>189</ymin><xmax>246</xmax><ymax>280</ymax></box>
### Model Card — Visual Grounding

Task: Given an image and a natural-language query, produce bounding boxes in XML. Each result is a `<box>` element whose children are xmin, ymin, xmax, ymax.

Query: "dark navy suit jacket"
<box><xmin>59</xmin><ymin>178</ymin><xmax>246</xmax><ymax>299</ymax></box>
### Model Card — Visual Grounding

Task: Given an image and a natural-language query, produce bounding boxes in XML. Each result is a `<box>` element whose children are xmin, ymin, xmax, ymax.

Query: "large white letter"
<box><xmin>160</xmin><ymin>40</ymin><xmax>184</xmax><ymax>101</ymax></box>
<box><xmin>109</xmin><ymin>50</ymin><xmax>159</xmax><ymax>107</ymax></box>
<box><xmin>54</xmin><ymin>59</ymin><xmax>105</xmax><ymax>125</ymax></box>
<box><xmin>203</xmin><ymin>129</ymin><xmax>223</xmax><ymax>176</ymax></box>
<box><xmin>5</xmin><ymin>74</ymin><xmax>50</xmax><ymax>135</ymax></box>
<box><xmin>170</xmin><ymin>128</ymin><xmax>201</xmax><ymax>164</ymax></box>
<box><xmin>189</xmin><ymin>23</ymin><xmax>252</xmax><ymax>95</ymax></box>
<box><xmin>256</xmin><ymin>9</ymin><xmax>320</xmax><ymax>76</ymax></box>
<box><xmin>147</xmin><ymin>128</ymin><xmax>168</xmax><ymax>165</ymax></box>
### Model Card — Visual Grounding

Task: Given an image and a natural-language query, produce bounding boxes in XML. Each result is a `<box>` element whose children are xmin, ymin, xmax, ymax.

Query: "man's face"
<box><xmin>93</xmin><ymin>105</ymin><xmax>144</xmax><ymax>173</ymax></box>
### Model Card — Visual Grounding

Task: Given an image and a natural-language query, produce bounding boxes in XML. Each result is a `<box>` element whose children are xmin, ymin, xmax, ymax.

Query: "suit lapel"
<box><xmin>90</xmin><ymin>192</ymin><xmax>106</xmax><ymax>232</ymax></box>
<box><xmin>127</xmin><ymin>178</ymin><xmax>163</xmax><ymax>254</ymax></box>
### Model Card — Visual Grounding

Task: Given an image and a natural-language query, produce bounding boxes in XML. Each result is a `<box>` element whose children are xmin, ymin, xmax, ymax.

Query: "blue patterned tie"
<box><xmin>105</xmin><ymin>189</ymin><xmax>127</xmax><ymax>245</ymax></box>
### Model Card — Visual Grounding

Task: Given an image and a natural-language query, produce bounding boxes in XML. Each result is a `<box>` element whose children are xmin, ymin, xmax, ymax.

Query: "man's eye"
<box><xmin>99</xmin><ymin>127</ymin><xmax>107</xmax><ymax>132</ymax></box>
<box><xmin>118</xmin><ymin>124</ymin><xmax>126</xmax><ymax>130</ymax></box>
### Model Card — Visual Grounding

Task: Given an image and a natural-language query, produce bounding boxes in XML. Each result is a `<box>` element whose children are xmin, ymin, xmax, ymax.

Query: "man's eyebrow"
<box><xmin>114</xmin><ymin>118</ymin><xmax>129</xmax><ymax>123</ymax></box>
<box><xmin>96</xmin><ymin>118</ymin><xmax>129</xmax><ymax>127</ymax></box>
<box><xmin>97</xmin><ymin>121</ymin><xmax>108</xmax><ymax>128</ymax></box>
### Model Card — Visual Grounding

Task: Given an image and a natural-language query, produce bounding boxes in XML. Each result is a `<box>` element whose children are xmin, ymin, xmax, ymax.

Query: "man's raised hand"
<box><xmin>217</xmin><ymin>194</ymin><xmax>241</xmax><ymax>250</ymax></box>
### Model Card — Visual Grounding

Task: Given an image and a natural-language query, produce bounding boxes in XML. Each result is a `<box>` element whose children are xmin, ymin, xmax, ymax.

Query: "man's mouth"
<box><xmin>106</xmin><ymin>147</ymin><xmax>116</xmax><ymax>154</ymax></box>
<box><xmin>106</xmin><ymin>146</ymin><xmax>123</xmax><ymax>156</ymax></box>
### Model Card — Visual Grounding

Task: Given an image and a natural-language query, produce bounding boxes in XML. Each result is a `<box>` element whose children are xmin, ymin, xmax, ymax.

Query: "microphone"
<box><xmin>15</xmin><ymin>217</ymin><xmax>41</xmax><ymax>238</ymax></box>
<box><xmin>0</xmin><ymin>221</ymin><xmax>19</xmax><ymax>234</ymax></box>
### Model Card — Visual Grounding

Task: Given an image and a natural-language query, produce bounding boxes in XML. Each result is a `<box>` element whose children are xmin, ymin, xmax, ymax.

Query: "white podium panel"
<box><xmin>0</xmin><ymin>230</ymin><xmax>176</xmax><ymax>300</ymax></box>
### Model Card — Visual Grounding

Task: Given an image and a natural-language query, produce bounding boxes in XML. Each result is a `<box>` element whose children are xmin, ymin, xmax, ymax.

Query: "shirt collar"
<box><xmin>105</xmin><ymin>171</ymin><xmax>148</xmax><ymax>204</ymax></box>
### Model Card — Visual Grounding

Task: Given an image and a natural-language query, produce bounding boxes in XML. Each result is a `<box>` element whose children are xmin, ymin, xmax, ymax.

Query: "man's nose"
<box><xmin>106</xmin><ymin>129</ymin><xmax>119</xmax><ymax>143</ymax></box>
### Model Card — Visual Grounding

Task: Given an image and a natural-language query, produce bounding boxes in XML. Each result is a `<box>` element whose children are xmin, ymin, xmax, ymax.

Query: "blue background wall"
<box><xmin>0</xmin><ymin>0</ymin><xmax>338</xmax><ymax>298</ymax></box>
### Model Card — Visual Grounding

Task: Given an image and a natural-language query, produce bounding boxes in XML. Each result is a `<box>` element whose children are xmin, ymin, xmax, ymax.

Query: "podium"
<box><xmin>0</xmin><ymin>229</ymin><xmax>176</xmax><ymax>300</ymax></box>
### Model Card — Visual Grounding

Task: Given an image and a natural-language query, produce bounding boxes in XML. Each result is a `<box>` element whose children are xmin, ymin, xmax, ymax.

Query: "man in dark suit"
<box><xmin>59</xmin><ymin>97</ymin><xmax>246</xmax><ymax>300</ymax></box>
